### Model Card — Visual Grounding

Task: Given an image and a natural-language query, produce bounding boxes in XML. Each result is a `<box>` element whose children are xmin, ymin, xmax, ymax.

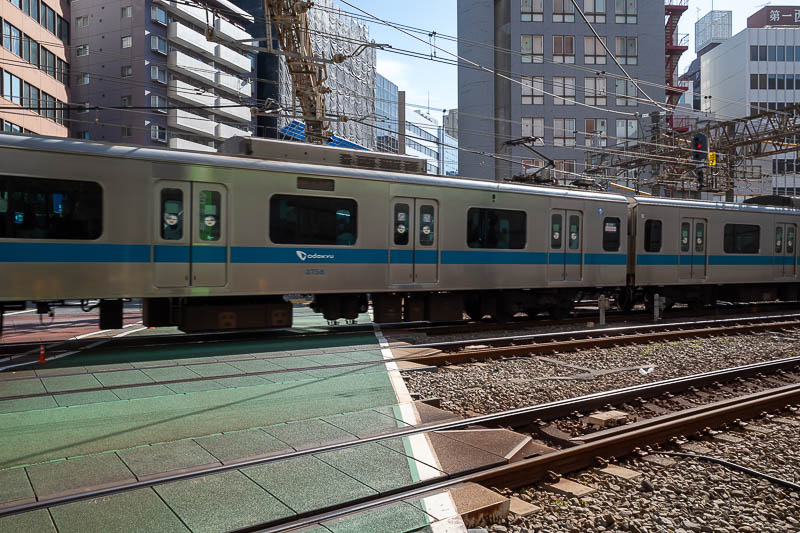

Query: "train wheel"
<box><xmin>616</xmin><ymin>288</ymin><xmax>635</xmax><ymax>313</ymax></box>
<box><xmin>464</xmin><ymin>301</ymin><xmax>483</xmax><ymax>321</ymax></box>
<box><xmin>548</xmin><ymin>304</ymin><xmax>571</xmax><ymax>320</ymax></box>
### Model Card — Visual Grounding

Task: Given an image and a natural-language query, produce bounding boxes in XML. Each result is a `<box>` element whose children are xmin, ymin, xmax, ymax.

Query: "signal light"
<box><xmin>692</xmin><ymin>133</ymin><xmax>708</xmax><ymax>163</ymax></box>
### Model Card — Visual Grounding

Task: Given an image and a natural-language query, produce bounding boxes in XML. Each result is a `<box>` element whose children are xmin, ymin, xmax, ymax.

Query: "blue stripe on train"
<box><xmin>192</xmin><ymin>246</ymin><xmax>227</xmax><ymax>264</ymax></box>
<box><xmin>389</xmin><ymin>249</ymin><xmax>438</xmax><ymax>264</ymax></box>
<box><xmin>0</xmin><ymin>242</ymin><xmax>150</xmax><ymax>263</ymax></box>
<box><xmin>154</xmin><ymin>245</ymin><xmax>190</xmax><ymax>263</ymax></box>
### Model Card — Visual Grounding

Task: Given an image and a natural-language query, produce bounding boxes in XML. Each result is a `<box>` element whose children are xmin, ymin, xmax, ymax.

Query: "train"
<box><xmin>0</xmin><ymin>133</ymin><xmax>798</xmax><ymax>334</ymax></box>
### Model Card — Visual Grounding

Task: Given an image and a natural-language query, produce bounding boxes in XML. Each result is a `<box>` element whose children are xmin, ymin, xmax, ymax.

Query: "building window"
<box><xmin>151</xmin><ymin>125</ymin><xmax>167</xmax><ymax>142</ymax></box>
<box><xmin>584</xmin><ymin>36</ymin><xmax>606</xmax><ymax>64</ymax></box>
<box><xmin>553</xmin><ymin>0</ymin><xmax>575</xmax><ymax>22</ymax></box>
<box><xmin>553</xmin><ymin>118</ymin><xmax>576</xmax><ymax>147</ymax></box>
<box><xmin>151</xmin><ymin>5</ymin><xmax>168</xmax><ymax>25</ymax></box>
<box><xmin>121</xmin><ymin>65</ymin><xmax>133</xmax><ymax>77</ymax></box>
<box><xmin>522</xmin><ymin>76</ymin><xmax>544</xmax><ymax>105</ymax></box>
<box><xmin>553</xmin><ymin>35</ymin><xmax>575</xmax><ymax>63</ymax></box>
<box><xmin>616</xmin><ymin>119</ymin><xmax>638</xmax><ymax>146</ymax></box>
<box><xmin>269</xmin><ymin>195</ymin><xmax>358</xmax><ymax>246</ymax></box>
<box><xmin>750</xmin><ymin>45</ymin><xmax>758</xmax><ymax>62</ymax></box>
<box><xmin>2</xmin><ymin>71</ymin><xmax>22</xmax><ymax>105</ymax></box>
<box><xmin>76</xmin><ymin>16</ymin><xmax>89</xmax><ymax>28</ymax></box>
<box><xmin>758</xmin><ymin>45</ymin><xmax>767</xmax><ymax>61</ymax></box>
<box><xmin>151</xmin><ymin>95</ymin><xmax>167</xmax><ymax>113</ymax></box>
<box><xmin>750</xmin><ymin>73</ymin><xmax>758</xmax><ymax>90</ymax></box>
<box><xmin>25</xmin><ymin>0</ymin><xmax>41</xmax><ymax>23</ymax></box>
<box><xmin>151</xmin><ymin>35</ymin><xmax>167</xmax><ymax>55</ymax></box>
<box><xmin>23</xmin><ymin>82</ymin><xmax>40</xmax><ymax>112</ymax></box>
<box><xmin>521</xmin><ymin>0</ymin><xmax>543</xmax><ymax>21</ymax></box>
<box><xmin>521</xmin><ymin>117</ymin><xmax>545</xmax><ymax>143</ymax></box>
<box><xmin>521</xmin><ymin>34</ymin><xmax>543</xmax><ymax>63</ymax></box>
<box><xmin>122</xmin><ymin>36</ymin><xmax>132</xmax><ymax>49</ymax></box>
<box><xmin>553</xmin><ymin>76</ymin><xmax>576</xmax><ymax>105</ymax></box>
<box><xmin>3</xmin><ymin>21</ymin><xmax>22</xmax><ymax>56</ymax></box>
<box><xmin>778</xmin><ymin>74</ymin><xmax>786</xmax><ymax>90</ymax></box>
<box><xmin>76</xmin><ymin>44</ymin><xmax>89</xmax><ymax>56</ymax></box>
<box><xmin>768</xmin><ymin>74</ymin><xmax>776</xmax><ymax>90</ymax></box>
<box><xmin>76</xmin><ymin>73</ymin><xmax>89</xmax><ymax>85</ymax></box>
<box><xmin>615</xmin><ymin>0</ymin><xmax>636</xmax><ymax>23</ymax></box>
<box><xmin>615</xmin><ymin>37</ymin><xmax>637</xmax><ymax>64</ymax></box>
<box><xmin>615</xmin><ymin>79</ymin><xmax>637</xmax><ymax>106</ymax></box>
<box><xmin>768</xmin><ymin>45</ymin><xmax>776</xmax><ymax>61</ymax></box>
<box><xmin>584</xmin><ymin>0</ymin><xmax>606</xmax><ymax>23</ymax></box>
<box><xmin>121</xmin><ymin>126</ymin><xmax>133</xmax><ymax>137</ymax></box>
<box><xmin>585</xmin><ymin>118</ymin><xmax>607</xmax><ymax>147</ymax></box>
<box><xmin>585</xmin><ymin>77</ymin><xmax>607</xmax><ymax>106</ymax></box>
<box><xmin>151</xmin><ymin>65</ymin><xmax>168</xmax><ymax>83</ymax></box>
<box><xmin>467</xmin><ymin>208</ymin><xmax>527</xmax><ymax>249</ymax></box>
<box><xmin>121</xmin><ymin>6</ymin><xmax>132</xmax><ymax>18</ymax></box>
<box><xmin>121</xmin><ymin>95</ymin><xmax>132</xmax><ymax>107</ymax></box>
<box><xmin>41</xmin><ymin>48</ymin><xmax>56</xmax><ymax>78</ymax></box>
<box><xmin>554</xmin><ymin>160</ymin><xmax>575</xmax><ymax>182</ymax></box>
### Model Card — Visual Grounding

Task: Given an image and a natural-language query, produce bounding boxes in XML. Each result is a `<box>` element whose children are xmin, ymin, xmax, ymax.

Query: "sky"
<box><xmin>344</xmin><ymin>0</ymin><xmax>782</xmax><ymax>118</ymax></box>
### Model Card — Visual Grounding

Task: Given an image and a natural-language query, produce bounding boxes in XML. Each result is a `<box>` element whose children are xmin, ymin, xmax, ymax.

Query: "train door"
<box><xmin>774</xmin><ymin>223</ymin><xmax>796</xmax><ymax>278</ymax></box>
<box><xmin>389</xmin><ymin>197</ymin><xmax>439</xmax><ymax>284</ymax></box>
<box><xmin>679</xmin><ymin>218</ymin><xmax>707</xmax><ymax>280</ymax></box>
<box><xmin>154</xmin><ymin>181</ymin><xmax>227</xmax><ymax>288</ymax></box>
<box><xmin>548</xmin><ymin>210</ymin><xmax>583</xmax><ymax>282</ymax></box>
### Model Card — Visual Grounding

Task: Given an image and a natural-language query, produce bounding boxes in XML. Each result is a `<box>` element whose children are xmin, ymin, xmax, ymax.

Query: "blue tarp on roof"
<box><xmin>279</xmin><ymin>120</ymin><xmax>367</xmax><ymax>150</ymax></box>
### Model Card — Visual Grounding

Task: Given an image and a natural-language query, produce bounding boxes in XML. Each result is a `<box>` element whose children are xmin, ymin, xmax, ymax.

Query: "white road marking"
<box><xmin>114</xmin><ymin>326</ymin><xmax>148</xmax><ymax>338</ymax></box>
<box><xmin>2</xmin><ymin>309</ymin><xmax>37</xmax><ymax>316</ymax></box>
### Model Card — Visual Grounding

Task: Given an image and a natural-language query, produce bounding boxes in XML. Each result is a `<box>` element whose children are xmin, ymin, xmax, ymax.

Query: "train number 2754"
<box><xmin>305</xmin><ymin>269</ymin><xmax>326</xmax><ymax>276</ymax></box>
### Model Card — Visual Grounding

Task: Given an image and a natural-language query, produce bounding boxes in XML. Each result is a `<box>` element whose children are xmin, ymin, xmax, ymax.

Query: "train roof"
<box><xmin>633</xmin><ymin>195</ymin><xmax>800</xmax><ymax>215</ymax></box>
<box><xmin>0</xmin><ymin>133</ymin><xmax>630</xmax><ymax>204</ymax></box>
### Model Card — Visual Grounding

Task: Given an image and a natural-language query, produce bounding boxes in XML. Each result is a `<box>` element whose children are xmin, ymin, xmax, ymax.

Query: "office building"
<box><xmin>375</xmin><ymin>73</ymin><xmax>399</xmax><ymax>153</ymax></box>
<box><xmin>69</xmin><ymin>0</ymin><xmax>254</xmax><ymax>151</ymax></box>
<box><xmin>457</xmin><ymin>0</ymin><xmax>666</xmax><ymax>182</ymax></box>
<box><xmin>0</xmin><ymin>0</ymin><xmax>70</xmax><ymax>135</ymax></box>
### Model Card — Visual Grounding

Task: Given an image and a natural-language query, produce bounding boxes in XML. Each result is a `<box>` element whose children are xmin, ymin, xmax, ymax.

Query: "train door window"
<box><xmin>269</xmin><ymin>194</ymin><xmax>358</xmax><ymax>245</ymax></box>
<box><xmin>198</xmin><ymin>190</ymin><xmax>221</xmax><ymax>241</ymax></box>
<box><xmin>603</xmin><ymin>217</ymin><xmax>621</xmax><ymax>252</ymax></box>
<box><xmin>161</xmin><ymin>188</ymin><xmax>183</xmax><ymax>241</ymax></box>
<box><xmin>644</xmin><ymin>219</ymin><xmax>662</xmax><ymax>252</ymax></box>
<box><xmin>467</xmin><ymin>208</ymin><xmax>526</xmax><ymax>249</ymax></box>
<box><xmin>788</xmin><ymin>226</ymin><xmax>796</xmax><ymax>254</ymax></box>
<box><xmin>680</xmin><ymin>222</ymin><xmax>690</xmax><ymax>252</ymax></box>
<box><xmin>695</xmin><ymin>222</ymin><xmax>705</xmax><ymax>253</ymax></box>
<box><xmin>394</xmin><ymin>203</ymin><xmax>410</xmax><ymax>245</ymax></box>
<box><xmin>551</xmin><ymin>214</ymin><xmax>563</xmax><ymax>249</ymax></box>
<box><xmin>776</xmin><ymin>226</ymin><xmax>784</xmax><ymax>254</ymax></box>
<box><xmin>724</xmin><ymin>224</ymin><xmax>760</xmax><ymax>254</ymax></box>
<box><xmin>419</xmin><ymin>205</ymin><xmax>435</xmax><ymax>246</ymax></box>
<box><xmin>568</xmin><ymin>215</ymin><xmax>580</xmax><ymax>250</ymax></box>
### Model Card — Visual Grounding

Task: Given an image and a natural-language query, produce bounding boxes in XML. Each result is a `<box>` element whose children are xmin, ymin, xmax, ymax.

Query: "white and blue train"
<box><xmin>0</xmin><ymin>133</ymin><xmax>798</xmax><ymax>333</ymax></box>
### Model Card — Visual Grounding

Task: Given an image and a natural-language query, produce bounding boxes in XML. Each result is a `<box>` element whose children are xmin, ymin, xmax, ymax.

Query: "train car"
<box><xmin>0</xmin><ymin>134</ymin><xmax>630</xmax><ymax>333</ymax></box>
<box><xmin>630</xmin><ymin>196</ymin><xmax>800</xmax><ymax>310</ymax></box>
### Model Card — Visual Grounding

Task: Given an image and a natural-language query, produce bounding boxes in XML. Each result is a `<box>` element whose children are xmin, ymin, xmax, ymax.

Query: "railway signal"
<box><xmin>692</xmin><ymin>133</ymin><xmax>708</xmax><ymax>164</ymax></box>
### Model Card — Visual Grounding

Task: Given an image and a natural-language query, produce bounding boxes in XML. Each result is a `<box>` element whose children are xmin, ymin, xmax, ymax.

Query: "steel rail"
<box><xmin>1</xmin><ymin>355</ymin><xmax>798</xmax><ymax>519</ymax></box>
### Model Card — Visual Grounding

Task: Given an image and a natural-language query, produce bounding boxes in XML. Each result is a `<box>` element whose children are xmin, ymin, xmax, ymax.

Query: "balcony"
<box><xmin>168</xmin><ymin>108</ymin><xmax>217</xmax><ymax>137</ymax></box>
<box><xmin>215</xmin><ymin>95</ymin><xmax>252</xmax><ymax>122</ymax></box>
<box><xmin>166</xmin><ymin>0</ymin><xmax>208</xmax><ymax>28</ymax></box>
<box><xmin>168</xmin><ymin>50</ymin><xmax>215</xmax><ymax>84</ymax></box>
<box><xmin>215</xmin><ymin>44</ymin><xmax>250</xmax><ymax>73</ymax></box>
<box><xmin>168</xmin><ymin>21</ymin><xmax>215</xmax><ymax>57</ymax></box>
<box><xmin>169</xmin><ymin>79</ymin><xmax>215</xmax><ymax>108</ymax></box>
<box><xmin>215</xmin><ymin>122</ymin><xmax>252</xmax><ymax>140</ymax></box>
<box><xmin>169</xmin><ymin>137</ymin><xmax>217</xmax><ymax>152</ymax></box>
<box><xmin>215</xmin><ymin>71</ymin><xmax>252</xmax><ymax>97</ymax></box>
<box><xmin>214</xmin><ymin>18</ymin><xmax>251</xmax><ymax>43</ymax></box>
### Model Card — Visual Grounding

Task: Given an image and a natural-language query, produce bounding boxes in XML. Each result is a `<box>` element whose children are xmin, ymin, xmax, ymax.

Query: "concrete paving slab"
<box><xmin>266</xmin><ymin>370</ymin><xmax>317</xmax><ymax>383</ymax></box>
<box><xmin>165</xmin><ymin>380</ymin><xmax>224</xmax><ymax>394</ymax></box>
<box><xmin>436</xmin><ymin>429</ymin><xmax>531</xmax><ymax>460</ymax></box>
<box><xmin>54</xmin><ymin>390</ymin><xmax>121</xmax><ymax>407</ymax></box>
<box><xmin>50</xmin><ymin>488</ymin><xmax>190</xmax><ymax>533</ymax></box>
<box><xmin>195</xmin><ymin>429</ymin><xmax>293</xmax><ymax>464</ymax></box>
<box><xmin>0</xmin><ymin>378</ymin><xmax>46</xmax><ymax>397</ymax></box>
<box><xmin>35</xmin><ymin>366</ymin><xmax>88</xmax><ymax>377</ymax></box>
<box><xmin>112</xmin><ymin>384</ymin><xmax>176</xmax><ymax>400</ymax></box>
<box><xmin>0</xmin><ymin>467</ymin><xmax>35</xmax><ymax>508</ymax></box>
<box><xmin>187</xmin><ymin>362</ymin><xmax>243</xmax><ymax>378</ymax></box>
<box><xmin>83</xmin><ymin>362</ymin><xmax>136</xmax><ymax>372</ymax></box>
<box><xmin>642</xmin><ymin>455</ymin><xmax>676</xmax><ymax>467</ymax></box>
<box><xmin>26</xmin><ymin>453</ymin><xmax>136</xmax><ymax>500</ymax></box>
<box><xmin>156</xmin><ymin>470</ymin><xmax>294</xmax><ymax>533</ymax></box>
<box><xmin>213</xmin><ymin>375</ymin><xmax>273</xmax><ymax>389</ymax></box>
<box><xmin>303</xmin><ymin>354</ymin><xmax>361</xmax><ymax>366</ymax></box>
<box><xmin>226</xmin><ymin>358</ymin><xmax>286</xmax><ymax>374</ymax></box>
<box><xmin>321</xmin><ymin>502</ymin><xmax>432</xmax><ymax>533</ymax></box>
<box><xmin>339</xmin><ymin>349</ymin><xmax>385</xmax><ymax>363</ymax></box>
<box><xmin>93</xmin><ymin>369</ymin><xmax>154</xmax><ymax>388</ymax></box>
<box><xmin>449</xmin><ymin>483</ymin><xmax>509</xmax><ymax>528</ymax></box>
<box><xmin>269</xmin><ymin>356</ymin><xmax>324</xmax><ymax>369</ymax></box>
<box><xmin>244</xmin><ymin>455</ymin><xmax>377</xmax><ymax>514</ymax></box>
<box><xmin>544</xmin><ymin>479</ymin><xmax>595</xmax><ymax>497</ymax></box>
<box><xmin>118</xmin><ymin>440</ymin><xmax>221</xmax><ymax>481</ymax></box>
<box><xmin>265</xmin><ymin>419</ymin><xmax>357</xmax><ymax>450</ymax></box>
<box><xmin>40</xmin><ymin>374</ymin><xmax>102</xmax><ymax>393</ymax></box>
<box><xmin>508</xmin><ymin>496</ymin><xmax>540</xmax><ymax>517</ymax></box>
<box><xmin>0</xmin><ymin>509</ymin><xmax>57</xmax><ymax>533</ymax></box>
<box><xmin>0</xmin><ymin>370</ymin><xmax>37</xmax><ymax>380</ymax></box>
<box><xmin>0</xmin><ymin>396</ymin><xmax>58</xmax><ymax>414</ymax></box>
<box><xmin>323</xmin><ymin>408</ymin><xmax>408</xmax><ymax>438</ymax></box>
<box><xmin>139</xmin><ymin>365</ymin><xmax>202</xmax><ymax>382</ymax></box>
<box><xmin>426</xmin><ymin>433</ymin><xmax>507</xmax><ymax>475</ymax></box>
<box><xmin>304</xmin><ymin>366</ymin><xmax>381</xmax><ymax>379</ymax></box>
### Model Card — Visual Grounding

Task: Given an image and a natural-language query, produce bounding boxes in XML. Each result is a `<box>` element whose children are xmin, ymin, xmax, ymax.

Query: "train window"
<box><xmin>568</xmin><ymin>215</ymin><xmax>580</xmax><ymax>250</ymax></box>
<box><xmin>644</xmin><ymin>220</ymin><xmax>662</xmax><ymax>252</ymax></box>
<box><xmin>0</xmin><ymin>176</ymin><xmax>102</xmax><ymax>240</ymax></box>
<box><xmin>680</xmin><ymin>222</ymin><xmax>690</xmax><ymax>252</ymax></box>
<box><xmin>695</xmin><ymin>223</ymin><xmax>705</xmax><ymax>252</ymax></box>
<box><xmin>788</xmin><ymin>226</ymin><xmax>796</xmax><ymax>254</ymax></box>
<box><xmin>724</xmin><ymin>224</ymin><xmax>760</xmax><ymax>254</ymax></box>
<box><xmin>603</xmin><ymin>217</ymin><xmax>621</xmax><ymax>252</ymax></box>
<box><xmin>269</xmin><ymin>194</ymin><xmax>357</xmax><ymax>245</ymax></box>
<box><xmin>467</xmin><ymin>208</ymin><xmax>526</xmax><ymax>249</ymax></box>
<box><xmin>776</xmin><ymin>226</ymin><xmax>783</xmax><ymax>254</ymax></box>
<box><xmin>419</xmin><ymin>205</ymin><xmax>435</xmax><ymax>246</ymax></box>
<box><xmin>161</xmin><ymin>189</ymin><xmax>183</xmax><ymax>241</ymax></box>
<box><xmin>198</xmin><ymin>190</ymin><xmax>221</xmax><ymax>242</ymax></box>
<box><xmin>551</xmin><ymin>214</ymin><xmax>563</xmax><ymax>249</ymax></box>
<box><xmin>394</xmin><ymin>203</ymin><xmax>409</xmax><ymax>245</ymax></box>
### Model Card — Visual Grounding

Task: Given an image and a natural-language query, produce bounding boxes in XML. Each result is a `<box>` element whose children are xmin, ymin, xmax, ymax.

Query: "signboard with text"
<box><xmin>748</xmin><ymin>6</ymin><xmax>800</xmax><ymax>28</ymax></box>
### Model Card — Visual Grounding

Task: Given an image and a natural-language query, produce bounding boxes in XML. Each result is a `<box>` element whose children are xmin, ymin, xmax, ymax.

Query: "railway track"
<box><xmin>3</xmin><ymin>355</ymin><xmax>798</xmax><ymax>528</ymax></box>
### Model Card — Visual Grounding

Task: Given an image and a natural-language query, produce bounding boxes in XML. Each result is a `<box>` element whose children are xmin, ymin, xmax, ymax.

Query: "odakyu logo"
<box><xmin>296</xmin><ymin>250</ymin><xmax>335</xmax><ymax>262</ymax></box>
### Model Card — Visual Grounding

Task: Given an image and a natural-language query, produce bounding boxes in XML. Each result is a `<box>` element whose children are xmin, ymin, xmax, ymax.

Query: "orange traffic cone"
<box><xmin>39</xmin><ymin>344</ymin><xmax>46</xmax><ymax>364</ymax></box>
